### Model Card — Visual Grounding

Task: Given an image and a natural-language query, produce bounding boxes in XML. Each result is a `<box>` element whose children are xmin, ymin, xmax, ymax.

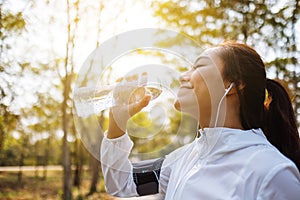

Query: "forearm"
<box><xmin>100</xmin><ymin>132</ymin><xmax>138</xmax><ymax>197</ymax></box>
<box><xmin>107</xmin><ymin>118</ymin><xmax>125</xmax><ymax>139</ymax></box>
<box><xmin>100</xmin><ymin>131</ymin><xmax>168</xmax><ymax>197</ymax></box>
<box><xmin>107</xmin><ymin>110</ymin><xmax>126</xmax><ymax>139</ymax></box>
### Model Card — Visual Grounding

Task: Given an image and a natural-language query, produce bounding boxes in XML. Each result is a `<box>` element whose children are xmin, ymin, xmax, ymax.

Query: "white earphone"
<box><xmin>214</xmin><ymin>82</ymin><xmax>235</xmax><ymax>127</ymax></box>
<box><xmin>225</xmin><ymin>82</ymin><xmax>235</xmax><ymax>94</ymax></box>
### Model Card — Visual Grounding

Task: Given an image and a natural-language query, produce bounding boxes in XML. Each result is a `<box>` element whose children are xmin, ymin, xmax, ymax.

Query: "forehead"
<box><xmin>194</xmin><ymin>47</ymin><xmax>223</xmax><ymax>69</ymax></box>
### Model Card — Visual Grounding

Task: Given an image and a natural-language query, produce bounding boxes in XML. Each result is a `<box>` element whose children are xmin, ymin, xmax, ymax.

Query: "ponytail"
<box><xmin>263</xmin><ymin>79</ymin><xmax>300</xmax><ymax>171</ymax></box>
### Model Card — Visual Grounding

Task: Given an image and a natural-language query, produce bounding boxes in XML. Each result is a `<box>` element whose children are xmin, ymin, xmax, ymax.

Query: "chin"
<box><xmin>174</xmin><ymin>100</ymin><xmax>200</xmax><ymax>121</ymax></box>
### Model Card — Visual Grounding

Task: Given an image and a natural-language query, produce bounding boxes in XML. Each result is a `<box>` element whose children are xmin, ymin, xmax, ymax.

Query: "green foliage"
<box><xmin>1</xmin><ymin>12</ymin><xmax>26</xmax><ymax>34</ymax></box>
<box><xmin>152</xmin><ymin>0</ymin><xmax>300</xmax><ymax>125</ymax></box>
<box><xmin>0</xmin><ymin>2</ymin><xmax>26</xmax><ymax>155</ymax></box>
<box><xmin>0</xmin><ymin>3</ymin><xmax>26</xmax><ymax>58</ymax></box>
<box><xmin>0</xmin><ymin>170</ymin><xmax>113</xmax><ymax>200</ymax></box>
<box><xmin>152</xmin><ymin>0</ymin><xmax>296</xmax><ymax>46</ymax></box>
<box><xmin>0</xmin><ymin>135</ymin><xmax>20</xmax><ymax>166</ymax></box>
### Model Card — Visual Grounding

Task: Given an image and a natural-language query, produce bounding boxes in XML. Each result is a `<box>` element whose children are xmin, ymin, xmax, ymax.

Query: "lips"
<box><xmin>180</xmin><ymin>82</ymin><xmax>193</xmax><ymax>89</ymax></box>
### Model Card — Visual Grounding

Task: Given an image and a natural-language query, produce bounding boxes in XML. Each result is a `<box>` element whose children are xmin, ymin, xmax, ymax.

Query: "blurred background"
<box><xmin>0</xmin><ymin>0</ymin><xmax>299</xmax><ymax>199</ymax></box>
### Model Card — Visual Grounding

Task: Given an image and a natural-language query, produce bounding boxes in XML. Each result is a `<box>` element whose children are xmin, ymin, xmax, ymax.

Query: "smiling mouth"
<box><xmin>180</xmin><ymin>82</ymin><xmax>193</xmax><ymax>89</ymax></box>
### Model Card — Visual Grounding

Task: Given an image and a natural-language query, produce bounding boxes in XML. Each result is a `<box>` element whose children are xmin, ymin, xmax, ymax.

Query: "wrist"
<box><xmin>107</xmin><ymin>119</ymin><xmax>126</xmax><ymax>139</ymax></box>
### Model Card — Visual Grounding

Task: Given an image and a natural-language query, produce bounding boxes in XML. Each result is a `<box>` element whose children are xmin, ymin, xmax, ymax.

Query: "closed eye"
<box><xmin>193</xmin><ymin>64</ymin><xmax>205</xmax><ymax>69</ymax></box>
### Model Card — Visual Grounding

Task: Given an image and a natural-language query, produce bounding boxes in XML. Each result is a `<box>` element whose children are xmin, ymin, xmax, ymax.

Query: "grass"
<box><xmin>0</xmin><ymin>170</ymin><xmax>115</xmax><ymax>200</ymax></box>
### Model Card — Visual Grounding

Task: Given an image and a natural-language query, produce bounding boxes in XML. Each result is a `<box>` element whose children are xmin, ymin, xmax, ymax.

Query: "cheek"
<box><xmin>192</xmin><ymin>72</ymin><xmax>208</xmax><ymax>98</ymax></box>
<box><xmin>194</xmin><ymin>82</ymin><xmax>211</xmax><ymax>110</ymax></box>
<box><xmin>193</xmin><ymin>67</ymin><xmax>224</xmax><ymax>101</ymax></box>
<box><xmin>192</xmin><ymin>72</ymin><xmax>214</xmax><ymax>111</ymax></box>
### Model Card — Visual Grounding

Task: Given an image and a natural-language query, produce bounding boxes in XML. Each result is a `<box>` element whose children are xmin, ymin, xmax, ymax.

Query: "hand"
<box><xmin>107</xmin><ymin>75</ymin><xmax>151</xmax><ymax>139</ymax></box>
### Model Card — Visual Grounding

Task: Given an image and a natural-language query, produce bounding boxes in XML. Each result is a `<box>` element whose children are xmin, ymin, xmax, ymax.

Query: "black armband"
<box><xmin>132</xmin><ymin>157</ymin><xmax>165</xmax><ymax>196</ymax></box>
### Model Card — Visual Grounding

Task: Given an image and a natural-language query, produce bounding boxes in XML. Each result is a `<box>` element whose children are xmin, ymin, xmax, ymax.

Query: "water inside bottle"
<box><xmin>74</xmin><ymin>84</ymin><xmax>162</xmax><ymax>117</ymax></box>
<box><xmin>145</xmin><ymin>86</ymin><xmax>162</xmax><ymax>100</ymax></box>
<box><xmin>73</xmin><ymin>85</ymin><xmax>113</xmax><ymax>117</ymax></box>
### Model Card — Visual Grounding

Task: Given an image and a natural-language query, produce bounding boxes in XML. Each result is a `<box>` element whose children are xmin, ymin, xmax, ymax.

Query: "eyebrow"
<box><xmin>192</xmin><ymin>55</ymin><xmax>211</xmax><ymax>68</ymax></box>
<box><xmin>194</xmin><ymin>55</ymin><xmax>211</xmax><ymax>63</ymax></box>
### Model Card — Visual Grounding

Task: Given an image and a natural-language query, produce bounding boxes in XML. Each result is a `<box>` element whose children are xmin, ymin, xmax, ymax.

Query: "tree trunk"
<box><xmin>17</xmin><ymin>137</ymin><xmax>26</xmax><ymax>183</ymax></box>
<box><xmin>61</xmin><ymin>0</ymin><xmax>79</xmax><ymax>197</ymax></box>
<box><xmin>43</xmin><ymin>136</ymin><xmax>51</xmax><ymax>180</ymax></box>
<box><xmin>17</xmin><ymin>152</ymin><xmax>24</xmax><ymax>183</ymax></box>
<box><xmin>87</xmin><ymin>111</ymin><xmax>105</xmax><ymax>195</ymax></box>
<box><xmin>62</xmin><ymin>135</ymin><xmax>72</xmax><ymax>200</ymax></box>
<box><xmin>73</xmin><ymin>139</ymin><xmax>83</xmax><ymax>188</ymax></box>
<box><xmin>62</xmin><ymin>75</ymin><xmax>72</xmax><ymax>200</ymax></box>
<box><xmin>0</xmin><ymin>125</ymin><xmax>4</xmax><ymax>153</ymax></box>
<box><xmin>88</xmin><ymin>154</ymin><xmax>101</xmax><ymax>195</ymax></box>
<box><xmin>35</xmin><ymin>143</ymin><xmax>39</xmax><ymax>178</ymax></box>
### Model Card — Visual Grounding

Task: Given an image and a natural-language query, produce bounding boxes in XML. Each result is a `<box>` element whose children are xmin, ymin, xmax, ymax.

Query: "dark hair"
<box><xmin>217</xmin><ymin>41</ymin><xmax>266</xmax><ymax>129</ymax></box>
<box><xmin>263</xmin><ymin>79</ymin><xmax>300</xmax><ymax>171</ymax></box>
<box><xmin>216</xmin><ymin>41</ymin><xmax>300</xmax><ymax>171</ymax></box>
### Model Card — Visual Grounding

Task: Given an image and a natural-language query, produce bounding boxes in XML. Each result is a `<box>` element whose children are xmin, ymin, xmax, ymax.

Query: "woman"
<box><xmin>100</xmin><ymin>41</ymin><xmax>300</xmax><ymax>199</ymax></box>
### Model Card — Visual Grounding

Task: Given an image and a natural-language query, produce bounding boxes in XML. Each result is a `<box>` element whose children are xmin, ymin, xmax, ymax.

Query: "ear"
<box><xmin>227</xmin><ymin>82</ymin><xmax>245</xmax><ymax>95</ymax></box>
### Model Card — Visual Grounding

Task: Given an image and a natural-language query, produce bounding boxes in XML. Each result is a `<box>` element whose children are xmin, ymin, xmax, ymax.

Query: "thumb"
<box><xmin>129</xmin><ymin>94</ymin><xmax>151</xmax><ymax>116</ymax></box>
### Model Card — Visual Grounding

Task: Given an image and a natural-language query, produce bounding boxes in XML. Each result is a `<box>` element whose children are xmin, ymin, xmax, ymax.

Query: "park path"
<box><xmin>0</xmin><ymin>165</ymin><xmax>65</xmax><ymax>171</ymax></box>
<box><xmin>0</xmin><ymin>166</ymin><xmax>159</xmax><ymax>200</ymax></box>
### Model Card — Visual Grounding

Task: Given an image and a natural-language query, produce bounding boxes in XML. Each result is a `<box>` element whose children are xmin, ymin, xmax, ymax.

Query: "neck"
<box><xmin>201</xmin><ymin>94</ymin><xmax>243</xmax><ymax>130</ymax></box>
<box><xmin>222</xmin><ymin>93</ymin><xmax>243</xmax><ymax>129</ymax></box>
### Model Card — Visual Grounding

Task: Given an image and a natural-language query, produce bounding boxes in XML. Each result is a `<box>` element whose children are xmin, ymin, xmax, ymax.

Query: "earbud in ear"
<box><xmin>215</xmin><ymin>82</ymin><xmax>235</xmax><ymax>127</ymax></box>
<box><xmin>225</xmin><ymin>82</ymin><xmax>235</xmax><ymax>93</ymax></box>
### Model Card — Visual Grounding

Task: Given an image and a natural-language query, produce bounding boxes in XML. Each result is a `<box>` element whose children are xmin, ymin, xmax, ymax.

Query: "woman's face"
<box><xmin>174</xmin><ymin>47</ymin><xmax>229</xmax><ymax>127</ymax></box>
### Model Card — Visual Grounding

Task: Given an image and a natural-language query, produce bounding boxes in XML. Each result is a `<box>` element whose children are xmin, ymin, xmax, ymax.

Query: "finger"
<box><xmin>129</xmin><ymin>87</ymin><xmax>146</xmax><ymax>104</ymax></box>
<box><xmin>129</xmin><ymin>94</ymin><xmax>151</xmax><ymax>116</ymax></box>
<box><xmin>138</xmin><ymin>72</ymin><xmax>148</xmax><ymax>86</ymax></box>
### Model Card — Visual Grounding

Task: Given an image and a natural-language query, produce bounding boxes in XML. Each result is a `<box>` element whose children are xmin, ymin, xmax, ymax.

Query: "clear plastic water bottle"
<box><xmin>73</xmin><ymin>73</ymin><xmax>162</xmax><ymax>118</ymax></box>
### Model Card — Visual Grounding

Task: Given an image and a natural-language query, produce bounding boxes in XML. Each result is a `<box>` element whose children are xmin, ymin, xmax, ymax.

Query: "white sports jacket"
<box><xmin>101</xmin><ymin>127</ymin><xmax>300</xmax><ymax>199</ymax></box>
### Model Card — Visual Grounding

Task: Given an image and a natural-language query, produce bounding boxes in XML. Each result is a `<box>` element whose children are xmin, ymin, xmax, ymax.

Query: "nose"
<box><xmin>179</xmin><ymin>71</ymin><xmax>191</xmax><ymax>83</ymax></box>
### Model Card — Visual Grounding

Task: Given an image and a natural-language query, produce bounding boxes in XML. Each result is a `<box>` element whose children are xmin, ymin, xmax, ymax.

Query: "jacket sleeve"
<box><xmin>100</xmin><ymin>132</ymin><xmax>138</xmax><ymax>197</ymax></box>
<box><xmin>257</xmin><ymin>163</ymin><xmax>300</xmax><ymax>200</ymax></box>
<box><xmin>100</xmin><ymin>132</ymin><xmax>170</xmax><ymax>198</ymax></box>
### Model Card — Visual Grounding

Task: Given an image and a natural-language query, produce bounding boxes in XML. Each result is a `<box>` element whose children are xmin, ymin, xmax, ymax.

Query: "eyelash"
<box><xmin>193</xmin><ymin>65</ymin><xmax>204</xmax><ymax>69</ymax></box>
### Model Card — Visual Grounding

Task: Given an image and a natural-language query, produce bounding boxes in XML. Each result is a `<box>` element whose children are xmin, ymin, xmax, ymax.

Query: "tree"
<box><xmin>0</xmin><ymin>0</ymin><xmax>25</xmax><ymax>153</ymax></box>
<box><xmin>285</xmin><ymin>0</ymin><xmax>300</xmax><ymax>125</ymax></box>
<box><xmin>25</xmin><ymin>92</ymin><xmax>62</xmax><ymax>179</ymax></box>
<box><xmin>61</xmin><ymin>0</ymin><xmax>80</xmax><ymax>199</ymax></box>
<box><xmin>87</xmin><ymin>1</ymin><xmax>105</xmax><ymax>195</ymax></box>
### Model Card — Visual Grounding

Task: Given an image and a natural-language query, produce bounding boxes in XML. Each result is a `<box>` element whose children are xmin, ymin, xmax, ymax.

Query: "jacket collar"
<box><xmin>196</xmin><ymin>127</ymin><xmax>268</xmax><ymax>159</ymax></box>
